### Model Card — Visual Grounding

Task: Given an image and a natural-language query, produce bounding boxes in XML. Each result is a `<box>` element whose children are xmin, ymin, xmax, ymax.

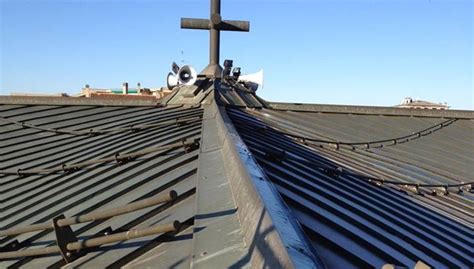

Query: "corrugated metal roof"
<box><xmin>0</xmin><ymin>104</ymin><xmax>203</xmax><ymax>268</ymax></box>
<box><xmin>1</xmin><ymin>92</ymin><xmax>473</xmax><ymax>269</ymax></box>
<box><xmin>0</xmin><ymin>97</ymin><xmax>314</xmax><ymax>269</ymax></box>
<box><xmin>227</xmin><ymin>106</ymin><xmax>473</xmax><ymax>269</ymax></box>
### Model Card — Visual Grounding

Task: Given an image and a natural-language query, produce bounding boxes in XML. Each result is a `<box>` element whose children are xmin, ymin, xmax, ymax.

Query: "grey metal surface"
<box><xmin>215</xmin><ymin>80</ymin><xmax>266</xmax><ymax>108</ymax></box>
<box><xmin>3</xmin><ymin>87</ymin><xmax>471</xmax><ymax>269</ymax></box>
<box><xmin>164</xmin><ymin>78</ymin><xmax>214</xmax><ymax>106</ymax></box>
<box><xmin>190</xmin><ymin>98</ymin><xmax>249</xmax><ymax>268</ymax></box>
<box><xmin>0</xmin><ymin>97</ymin><xmax>308</xmax><ymax>269</ymax></box>
<box><xmin>0</xmin><ymin>104</ymin><xmax>203</xmax><ymax>268</ymax></box>
<box><xmin>187</xmin><ymin>91</ymin><xmax>320</xmax><ymax>268</ymax></box>
<box><xmin>0</xmin><ymin>96</ymin><xmax>159</xmax><ymax>107</ymax></box>
<box><xmin>227</xmin><ymin>107</ymin><xmax>474</xmax><ymax>269</ymax></box>
<box><xmin>217</xmin><ymin>103</ymin><xmax>324</xmax><ymax>269</ymax></box>
<box><xmin>268</xmin><ymin>101</ymin><xmax>474</xmax><ymax>119</ymax></box>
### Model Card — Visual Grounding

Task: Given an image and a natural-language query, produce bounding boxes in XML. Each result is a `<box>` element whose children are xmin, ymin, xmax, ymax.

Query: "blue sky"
<box><xmin>1</xmin><ymin>0</ymin><xmax>472</xmax><ymax>109</ymax></box>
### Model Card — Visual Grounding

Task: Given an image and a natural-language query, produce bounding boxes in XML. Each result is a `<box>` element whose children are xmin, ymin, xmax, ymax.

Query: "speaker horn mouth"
<box><xmin>179</xmin><ymin>71</ymin><xmax>191</xmax><ymax>82</ymax></box>
<box><xmin>166</xmin><ymin>64</ymin><xmax>198</xmax><ymax>90</ymax></box>
<box><xmin>167</xmin><ymin>72</ymin><xmax>179</xmax><ymax>90</ymax></box>
<box><xmin>177</xmin><ymin>65</ymin><xmax>197</xmax><ymax>85</ymax></box>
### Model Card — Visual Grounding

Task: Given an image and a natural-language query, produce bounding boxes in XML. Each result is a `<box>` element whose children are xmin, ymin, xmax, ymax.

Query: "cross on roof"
<box><xmin>181</xmin><ymin>0</ymin><xmax>250</xmax><ymax>78</ymax></box>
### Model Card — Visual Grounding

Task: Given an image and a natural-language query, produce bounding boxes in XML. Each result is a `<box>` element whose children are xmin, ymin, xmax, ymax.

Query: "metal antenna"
<box><xmin>181</xmin><ymin>0</ymin><xmax>249</xmax><ymax>78</ymax></box>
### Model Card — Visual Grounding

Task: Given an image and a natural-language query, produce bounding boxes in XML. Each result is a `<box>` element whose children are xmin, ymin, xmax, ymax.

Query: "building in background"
<box><xmin>76</xmin><ymin>83</ymin><xmax>172</xmax><ymax>99</ymax></box>
<box><xmin>396</xmin><ymin>97</ymin><xmax>449</xmax><ymax>110</ymax></box>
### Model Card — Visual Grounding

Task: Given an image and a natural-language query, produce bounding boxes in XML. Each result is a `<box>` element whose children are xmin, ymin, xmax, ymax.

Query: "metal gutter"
<box><xmin>268</xmin><ymin>102</ymin><xmax>474</xmax><ymax>119</ymax></box>
<box><xmin>214</xmin><ymin>99</ymin><xmax>325</xmax><ymax>268</ymax></box>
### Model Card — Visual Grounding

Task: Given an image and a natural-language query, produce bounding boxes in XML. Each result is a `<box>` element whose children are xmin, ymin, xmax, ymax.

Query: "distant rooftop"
<box><xmin>396</xmin><ymin>97</ymin><xmax>449</xmax><ymax>110</ymax></box>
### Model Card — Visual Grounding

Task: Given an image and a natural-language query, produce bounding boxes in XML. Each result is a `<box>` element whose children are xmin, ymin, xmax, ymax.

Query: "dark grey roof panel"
<box><xmin>227</xmin><ymin>107</ymin><xmax>473</xmax><ymax>269</ymax></box>
<box><xmin>0</xmin><ymin>96</ymin><xmax>158</xmax><ymax>106</ymax></box>
<box><xmin>1</xmin><ymin>107</ymin><xmax>201</xmax><ymax>169</ymax></box>
<box><xmin>0</xmin><ymin>104</ymin><xmax>203</xmax><ymax>268</ymax></box>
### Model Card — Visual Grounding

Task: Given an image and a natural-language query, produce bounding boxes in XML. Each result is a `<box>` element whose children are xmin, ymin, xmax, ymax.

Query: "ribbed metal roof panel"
<box><xmin>227</xmin><ymin>107</ymin><xmax>474</xmax><ymax>269</ymax></box>
<box><xmin>0</xmin><ymin>104</ymin><xmax>203</xmax><ymax>268</ymax></box>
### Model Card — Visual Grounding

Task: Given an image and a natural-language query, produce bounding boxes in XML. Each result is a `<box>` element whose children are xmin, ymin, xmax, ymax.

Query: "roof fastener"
<box><xmin>61</xmin><ymin>163</ymin><xmax>68</xmax><ymax>173</ymax></box>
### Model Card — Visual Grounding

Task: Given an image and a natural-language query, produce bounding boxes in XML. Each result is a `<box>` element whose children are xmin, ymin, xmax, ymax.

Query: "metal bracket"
<box><xmin>184</xmin><ymin>138</ymin><xmax>201</xmax><ymax>153</ymax></box>
<box><xmin>0</xmin><ymin>240</ymin><xmax>21</xmax><ymax>252</ymax></box>
<box><xmin>53</xmin><ymin>215</ymin><xmax>79</xmax><ymax>263</ymax></box>
<box><xmin>324</xmin><ymin>167</ymin><xmax>343</xmax><ymax>178</ymax></box>
<box><xmin>264</xmin><ymin>149</ymin><xmax>286</xmax><ymax>163</ymax></box>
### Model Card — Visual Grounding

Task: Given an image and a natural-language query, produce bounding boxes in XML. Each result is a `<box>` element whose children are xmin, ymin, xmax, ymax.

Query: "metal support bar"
<box><xmin>0</xmin><ymin>115</ymin><xmax>202</xmax><ymax>137</ymax></box>
<box><xmin>0</xmin><ymin>222</ymin><xmax>180</xmax><ymax>260</ymax></box>
<box><xmin>219</xmin><ymin>20</ymin><xmax>250</xmax><ymax>31</ymax></box>
<box><xmin>181</xmin><ymin>18</ymin><xmax>210</xmax><ymax>30</ymax></box>
<box><xmin>67</xmin><ymin>221</ymin><xmax>180</xmax><ymax>250</ymax></box>
<box><xmin>209</xmin><ymin>0</ymin><xmax>221</xmax><ymax>65</ymax></box>
<box><xmin>1</xmin><ymin>139</ymin><xmax>200</xmax><ymax>176</ymax></box>
<box><xmin>181</xmin><ymin>18</ymin><xmax>249</xmax><ymax>32</ymax></box>
<box><xmin>0</xmin><ymin>191</ymin><xmax>177</xmax><ymax>237</ymax></box>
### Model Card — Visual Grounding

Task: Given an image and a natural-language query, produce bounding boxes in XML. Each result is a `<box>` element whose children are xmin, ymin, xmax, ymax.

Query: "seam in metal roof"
<box><xmin>1</xmin><ymin>104</ymin><xmax>202</xmax><ymax>268</ymax></box>
<box><xmin>0</xmin><ymin>93</ymin><xmax>320</xmax><ymax>268</ymax></box>
<box><xmin>227</xmin><ymin>107</ymin><xmax>473</xmax><ymax>269</ymax></box>
<box><xmin>1</xmin><ymin>89</ymin><xmax>473</xmax><ymax>268</ymax></box>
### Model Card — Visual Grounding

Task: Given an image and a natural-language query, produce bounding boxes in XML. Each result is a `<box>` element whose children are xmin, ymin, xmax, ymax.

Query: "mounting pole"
<box><xmin>210</xmin><ymin>0</ymin><xmax>221</xmax><ymax>67</ymax></box>
<box><xmin>181</xmin><ymin>0</ymin><xmax>249</xmax><ymax>79</ymax></box>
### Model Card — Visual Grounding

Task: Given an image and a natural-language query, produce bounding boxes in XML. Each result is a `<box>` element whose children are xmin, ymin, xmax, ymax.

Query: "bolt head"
<box><xmin>211</xmin><ymin>14</ymin><xmax>222</xmax><ymax>26</ymax></box>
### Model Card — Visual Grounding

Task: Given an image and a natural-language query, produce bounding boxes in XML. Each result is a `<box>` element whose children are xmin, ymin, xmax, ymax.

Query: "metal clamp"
<box><xmin>444</xmin><ymin>185</ymin><xmax>449</xmax><ymax>196</ymax></box>
<box><xmin>184</xmin><ymin>139</ymin><xmax>200</xmax><ymax>153</ymax></box>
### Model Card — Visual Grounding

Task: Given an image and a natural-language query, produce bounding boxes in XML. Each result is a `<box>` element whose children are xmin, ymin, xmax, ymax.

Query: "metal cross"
<box><xmin>181</xmin><ymin>0</ymin><xmax>249</xmax><ymax>78</ymax></box>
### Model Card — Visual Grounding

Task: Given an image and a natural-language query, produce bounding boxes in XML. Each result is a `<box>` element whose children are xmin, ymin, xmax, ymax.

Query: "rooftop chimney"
<box><xmin>122</xmin><ymin>82</ymin><xmax>128</xmax><ymax>95</ymax></box>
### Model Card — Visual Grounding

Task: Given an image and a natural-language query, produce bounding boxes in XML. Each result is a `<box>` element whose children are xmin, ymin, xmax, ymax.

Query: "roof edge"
<box><xmin>0</xmin><ymin>96</ymin><xmax>159</xmax><ymax>107</ymax></box>
<box><xmin>214</xmin><ymin>101</ymin><xmax>325</xmax><ymax>269</ymax></box>
<box><xmin>188</xmin><ymin>96</ymin><xmax>250</xmax><ymax>268</ymax></box>
<box><xmin>268</xmin><ymin>102</ymin><xmax>474</xmax><ymax>119</ymax></box>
